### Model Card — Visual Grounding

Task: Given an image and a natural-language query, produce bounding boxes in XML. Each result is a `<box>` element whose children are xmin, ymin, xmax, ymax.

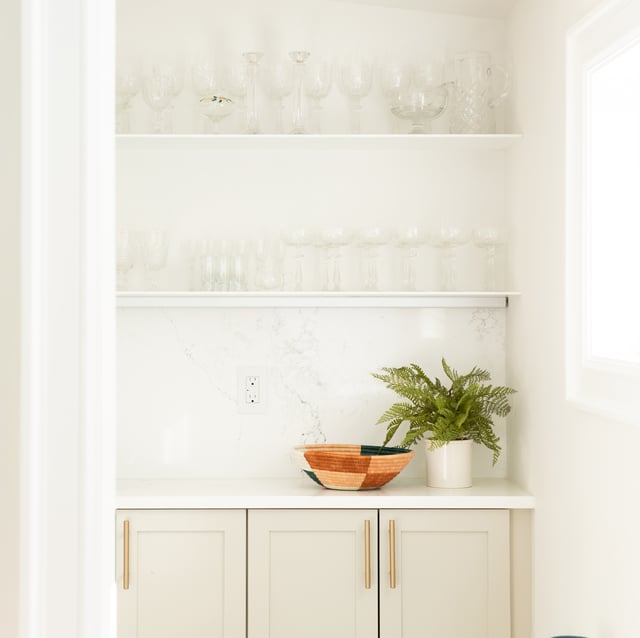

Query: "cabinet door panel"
<box><xmin>116</xmin><ymin>510</ymin><xmax>246</xmax><ymax>638</ymax></box>
<box><xmin>248</xmin><ymin>509</ymin><xmax>377</xmax><ymax>638</ymax></box>
<box><xmin>379</xmin><ymin>509</ymin><xmax>510</xmax><ymax>638</ymax></box>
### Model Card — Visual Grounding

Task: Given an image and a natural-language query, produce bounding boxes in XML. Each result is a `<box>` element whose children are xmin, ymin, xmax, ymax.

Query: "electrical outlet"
<box><xmin>237</xmin><ymin>367</ymin><xmax>267</xmax><ymax>414</ymax></box>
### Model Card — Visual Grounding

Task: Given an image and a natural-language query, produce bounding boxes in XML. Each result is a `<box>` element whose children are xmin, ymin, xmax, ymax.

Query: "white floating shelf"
<box><xmin>116</xmin><ymin>133</ymin><xmax>522</xmax><ymax>152</ymax></box>
<box><xmin>117</xmin><ymin>291</ymin><xmax>519</xmax><ymax>309</ymax></box>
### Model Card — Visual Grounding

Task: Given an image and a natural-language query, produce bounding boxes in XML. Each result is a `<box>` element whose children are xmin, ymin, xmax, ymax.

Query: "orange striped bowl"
<box><xmin>292</xmin><ymin>444</ymin><xmax>414</xmax><ymax>491</ymax></box>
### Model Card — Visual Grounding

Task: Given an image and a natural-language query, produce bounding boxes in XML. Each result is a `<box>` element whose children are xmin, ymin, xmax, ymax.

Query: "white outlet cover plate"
<box><xmin>236</xmin><ymin>366</ymin><xmax>268</xmax><ymax>414</ymax></box>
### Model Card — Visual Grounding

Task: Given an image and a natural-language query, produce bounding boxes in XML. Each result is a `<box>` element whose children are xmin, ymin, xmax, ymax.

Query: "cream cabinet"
<box><xmin>379</xmin><ymin>509</ymin><xmax>510</xmax><ymax>638</ymax></box>
<box><xmin>248</xmin><ymin>509</ymin><xmax>379</xmax><ymax>638</ymax></box>
<box><xmin>115</xmin><ymin>509</ymin><xmax>246</xmax><ymax>638</ymax></box>
<box><xmin>247</xmin><ymin>508</ymin><xmax>510</xmax><ymax>638</ymax></box>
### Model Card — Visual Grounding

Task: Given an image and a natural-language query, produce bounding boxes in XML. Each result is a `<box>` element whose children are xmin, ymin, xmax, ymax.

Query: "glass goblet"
<box><xmin>429</xmin><ymin>226</ymin><xmax>469</xmax><ymax>291</ymax></box>
<box><xmin>199</xmin><ymin>95</ymin><xmax>235</xmax><ymax>134</ymax></box>
<box><xmin>304</xmin><ymin>59</ymin><xmax>332</xmax><ymax>133</ymax></box>
<box><xmin>337</xmin><ymin>57</ymin><xmax>373</xmax><ymax>134</ymax></box>
<box><xmin>142</xmin><ymin>65</ymin><xmax>181</xmax><ymax>134</ymax></box>
<box><xmin>140</xmin><ymin>230</ymin><xmax>169</xmax><ymax>290</ymax></box>
<box><xmin>358</xmin><ymin>227</ymin><xmax>389</xmax><ymax>291</ymax></box>
<box><xmin>319</xmin><ymin>227</ymin><xmax>352</xmax><ymax>291</ymax></box>
<box><xmin>116</xmin><ymin>65</ymin><xmax>139</xmax><ymax>134</ymax></box>
<box><xmin>284</xmin><ymin>228</ymin><xmax>313</xmax><ymax>291</ymax></box>
<box><xmin>191</xmin><ymin>60</ymin><xmax>227</xmax><ymax>132</ymax></box>
<box><xmin>391</xmin><ymin>84</ymin><xmax>448</xmax><ymax>134</ymax></box>
<box><xmin>395</xmin><ymin>226</ymin><xmax>424</xmax><ymax>291</ymax></box>
<box><xmin>242</xmin><ymin>52</ymin><xmax>263</xmax><ymax>134</ymax></box>
<box><xmin>473</xmin><ymin>227</ymin><xmax>506</xmax><ymax>291</ymax></box>
<box><xmin>262</xmin><ymin>58</ymin><xmax>294</xmax><ymax>134</ymax></box>
<box><xmin>378</xmin><ymin>62</ymin><xmax>412</xmax><ymax>133</ymax></box>
<box><xmin>228</xmin><ymin>61</ymin><xmax>248</xmax><ymax>133</ymax></box>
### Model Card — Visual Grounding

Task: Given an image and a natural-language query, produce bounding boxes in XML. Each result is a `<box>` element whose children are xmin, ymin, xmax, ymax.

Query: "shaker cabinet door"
<box><xmin>248</xmin><ymin>509</ymin><xmax>378</xmax><ymax>638</ymax></box>
<box><xmin>379</xmin><ymin>509</ymin><xmax>510</xmax><ymax>638</ymax></box>
<box><xmin>116</xmin><ymin>509</ymin><xmax>246</xmax><ymax>638</ymax></box>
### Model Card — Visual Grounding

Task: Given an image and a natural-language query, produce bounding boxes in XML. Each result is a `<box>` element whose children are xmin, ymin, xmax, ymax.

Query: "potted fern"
<box><xmin>373</xmin><ymin>358</ymin><xmax>515</xmax><ymax>488</ymax></box>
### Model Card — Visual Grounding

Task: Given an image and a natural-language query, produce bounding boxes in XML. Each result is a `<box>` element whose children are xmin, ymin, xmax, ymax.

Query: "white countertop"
<box><xmin>116</xmin><ymin>477</ymin><xmax>534</xmax><ymax>510</ymax></box>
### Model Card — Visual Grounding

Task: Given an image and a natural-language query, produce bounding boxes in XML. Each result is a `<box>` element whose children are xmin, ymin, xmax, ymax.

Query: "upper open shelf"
<box><xmin>116</xmin><ymin>133</ymin><xmax>522</xmax><ymax>152</ymax></box>
<box><xmin>117</xmin><ymin>291</ymin><xmax>519</xmax><ymax>309</ymax></box>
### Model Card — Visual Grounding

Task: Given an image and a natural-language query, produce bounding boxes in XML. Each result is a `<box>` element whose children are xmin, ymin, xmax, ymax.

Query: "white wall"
<box><xmin>0</xmin><ymin>0</ymin><xmax>20</xmax><ymax>635</ymax></box>
<box><xmin>507</xmin><ymin>0</ymin><xmax>640</xmax><ymax>636</ymax></box>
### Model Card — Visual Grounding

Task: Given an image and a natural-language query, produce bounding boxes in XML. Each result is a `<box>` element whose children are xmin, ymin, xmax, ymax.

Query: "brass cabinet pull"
<box><xmin>389</xmin><ymin>519</ymin><xmax>396</xmax><ymax>589</ymax></box>
<box><xmin>364</xmin><ymin>519</ymin><xmax>371</xmax><ymax>589</ymax></box>
<box><xmin>123</xmin><ymin>519</ymin><xmax>130</xmax><ymax>590</ymax></box>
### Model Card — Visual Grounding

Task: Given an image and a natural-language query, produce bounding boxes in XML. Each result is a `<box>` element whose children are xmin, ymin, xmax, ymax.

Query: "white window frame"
<box><xmin>566</xmin><ymin>0</ymin><xmax>640</xmax><ymax>425</ymax></box>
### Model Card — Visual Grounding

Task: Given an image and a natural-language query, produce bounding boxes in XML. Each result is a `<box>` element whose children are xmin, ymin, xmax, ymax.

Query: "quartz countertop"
<box><xmin>116</xmin><ymin>477</ymin><xmax>534</xmax><ymax>510</ymax></box>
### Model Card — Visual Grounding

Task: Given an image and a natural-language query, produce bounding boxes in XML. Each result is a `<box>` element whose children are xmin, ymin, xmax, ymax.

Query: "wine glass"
<box><xmin>284</xmin><ymin>228</ymin><xmax>313</xmax><ymax>291</ymax></box>
<box><xmin>358</xmin><ymin>227</ymin><xmax>389</xmax><ymax>291</ymax></box>
<box><xmin>319</xmin><ymin>227</ymin><xmax>352</xmax><ymax>291</ymax></box>
<box><xmin>429</xmin><ymin>226</ymin><xmax>469</xmax><ymax>291</ymax></box>
<box><xmin>116</xmin><ymin>64</ymin><xmax>139</xmax><ymax>134</ymax></box>
<box><xmin>140</xmin><ymin>230</ymin><xmax>169</xmax><ymax>289</ymax></box>
<box><xmin>262</xmin><ymin>57</ymin><xmax>294</xmax><ymax>134</ymax></box>
<box><xmin>473</xmin><ymin>227</ymin><xmax>506</xmax><ymax>291</ymax></box>
<box><xmin>142</xmin><ymin>64</ymin><xmax>182</xmax><ymax>134</ymax></box>
<box><xmin>116</xmin><ymin>230</ymin><xmax>137</xmax><ymax>290</ymax></box>
<box><xmin>337</xmin><ymin>56</ymin><xmax>373</xmax><ymax>134</ymax></box>
<box><xmin>289</xmin><ymin>51</ymin><xmax>311</xmax><ymax>134</ymax></box>
<box><xmin>378</xmin><ymin>62</ymin><xmax>412</xmax><ymax>133</ymax></box>
<box><xmin>199</xmin><ymin>96</ymin><xmax>235</xmax><ymax>134</ymax></box>
<box><xmin>228</xmin><ymin>60</ymin><xmax>248</xmax><ymax>132</ymax></box>
<box><xmin>395</xmin><ymin>226</ymin><xmax>424</xmax><ymax>291</ymax></box>
<box><xmin>254</xmin><ymin>239</ymin><xmax>284</xmax><ymax>290</ymax></box>
<box><xmin>304</xmin><ymin>59</ymin><xmax>332</xmax><ymax>133</ymax></box>
<box><xmin>391</xmin><ymin>85</ymin><xmax>448</xmax><ymax>134</ymax></box>
<box><xmin>191</xmin><ymin>59</ymin><xmax>229</xmax><ymax>132</ymax></box>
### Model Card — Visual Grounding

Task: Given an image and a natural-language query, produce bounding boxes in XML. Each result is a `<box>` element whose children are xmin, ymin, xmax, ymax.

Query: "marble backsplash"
<box><xmin>117</xmin><ymin>307</ymin><xmax>508</xmax><ymax>480</ymax></box>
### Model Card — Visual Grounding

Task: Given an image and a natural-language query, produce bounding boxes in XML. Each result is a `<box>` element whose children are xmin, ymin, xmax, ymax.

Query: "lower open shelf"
<box><xmin>116</xmin><ymin>291</ymin><xmax>519</xmax><ymax>308</ymax></box>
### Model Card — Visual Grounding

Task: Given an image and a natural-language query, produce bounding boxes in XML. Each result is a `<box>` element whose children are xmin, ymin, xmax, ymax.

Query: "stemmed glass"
<box><xmin>358</xmin><ymin>227</ymin><xmax>388</xmax><ymax>291</ymax></box>
<box><xmin>304</xmin><ymin>59</ymin><xmax>332</xmax><ymax>133</ymax></box>
<box><xmin>429</xmin><ymin>226</ymin><xmax>469</xmax><ymax>291</ymax></box>
<box><xmin>395</xmin><ymin>226</ymin><xmax>423</xmax><ymax>291</ymax></box>
<box><xmin>338</xmin><ymin>56</ymin><xmax>373</xmax><ymax>134</ymax></box>
<box><xmin>116</xmin><ymin>65</ymin><xmax>139</xmax><ymax>134</ymax></box>
<box><xmin>142</xmin><ymin>64</ymin><xmax>182</xmax><ymax>134</ymax></box>
<box><xmin>378</xmin><ymin>62</ymin><xmax>412</xmax><ymax>133</ymax></box>
<box><xmin>199</xmin><ymin>96</ymin><xmax>235</xmax><ymax>134</ymax></box>
<box><xmin>242</xmin><ymin>52</ymin><xmax>263</xmax><ymax>134</ymax></box>
<box><xmin>116</xmin><ymin>230</ymin><xmax>137</xmax><ymax>290</ymax></box>
<box><xmin>289</xmin><ymin>51</ymin><xmax>311</xmax><ymax>134</ymax></box>
<box><xmin>192</xmin><ymin>59</ymin><xmax>232</xmax><ymax>133</ymax></box>
<box><xmin>285</xmin><ymin>228</ymin><xmax>313</xmax><ymax>291</ymax></box>
<box><xmin>319</xmin><ymin>228</ymin><xmax>352</xmax><ymax>291</ymax></box>
<box><xmin>228</xmin><ymin>61</ymin><xmax>248</xmax><ymax>132</ymax></box>
<box><xmin>473</xmin><ymin>227</ymin><xmax>506</xmax><ymax>291</ymax></box>
<box><xmin>140</xmin><ymin>230</ymin><xmax>169</xmax><ymax>290</ymax></box>
<box><xmin>262</xmin><ymin>57</ymin><xmax>294</xmax><ymax>134</ymax></box>
<box><xmin>254</xmin><ymin>239</ymin><xmax>284</xmax><ymax>290</ymax></box>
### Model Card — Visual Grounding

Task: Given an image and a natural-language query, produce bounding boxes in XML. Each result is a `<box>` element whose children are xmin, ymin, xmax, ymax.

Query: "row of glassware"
<box><xmin>117</xmin><ymin>227</ymin><xmax>507</xmax><ymax>293</ymax></box>
<box><xmin>116</xmin><ymin>50</ymin><xmax>510</xmax><ymax>135</ymax></box>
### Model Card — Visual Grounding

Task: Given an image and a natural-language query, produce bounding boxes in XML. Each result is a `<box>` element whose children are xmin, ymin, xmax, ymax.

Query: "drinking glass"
<box><xmin>304</xmin><ymin>59</ymin><xmax>332</xmax><ymax>133</ymax></box>
<box><xmin>395</xmin><ymin>226</ymin><xmax>423</xmax><ymax>291</ymax></box>
<box><xmin>228</xmin><ymin>240</ymin><xmax>248</xmax><ymax>291</ymax></box>
<box><xmin>242</xmin><ymin>52</ymin><xmax>263</xmax><ymax>134</ymax></box>
<box><xmin>319</xmin><ymin>227</ymin><xmax>352</xmax><ymax>291</ymax></box>
<box><xmin>473</xmin><ymin>227</ymin><xmax>506</xmax><ymax>291</ymax></box>
<box><xmin>429</xmin><ymin>226</ymin><xmax>469</xmax><ymax>291</ymax></box>
<box><xmin>358</xmin><ymin>227</ymin><xmax>388</xmax><ymax>291</ymax></box>
<box><xmin>228</xmin><ymin>61</ymin><xmax>248</xmax><ymax>132</ymax></box>
<box><xmin>199</xmin><ymin>96</ymin><xmax>235</xmax><ymax>134</ymax></box>
<box><xmin>191</xmin><ymin>60</ymin><xmax>230</xmax><ymax>132</ymax></box>
<box><xmin>116</xmin><ymin>230</ymin><xmax>137</xmax><ymax>290</ymax></box>
<box><xmin>284</xmin><ymin>228</ymin><xmax>313</xmax><ymax>291</ymax></box>
<box><xmin>262</xmin><ymin>57</ymin><xmax>294</xmax><ymax>134</ymax></box>
<box><xmin>140</xmin><ymin>230</ymin><xmax>169</xmax><ymax>289</ymax></box>
<box><xmin>337</xmin><ymin>56</ymin><xmax>373</xmax><ymax>134</ymax></box>
<box><xmin>116</xmin><ymin>65</ymin><xmax>139</xmax><ymax>134</ymax></box>
<box><xmin>378</xmin><ymin>62</ymin><xmax>412</xmax><ymax>133</ymax></box>
<box><xmin>254</xmin><ymin>239</ymin><xmax>283</xmax><ymax>290</ymax></box>
<box><xmin>142</xmin><ymin>64</ymin><xmax>182</xmax><ymax>134</ymax></box>
<box><xmin>289</xmin><ymin>51</ymin><xmax>311</xmax><ymax>134</ymax></box>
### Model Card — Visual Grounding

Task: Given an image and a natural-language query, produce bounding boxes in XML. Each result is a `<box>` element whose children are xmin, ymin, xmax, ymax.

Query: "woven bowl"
<box><xmin>292</xmin><ymin>444</ymin><xmax>414</xmax><ymax>491</ymax></box>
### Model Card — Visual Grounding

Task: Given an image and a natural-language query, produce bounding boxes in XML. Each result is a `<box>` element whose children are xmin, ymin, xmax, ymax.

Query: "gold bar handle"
<box><xmin>389</xmin><ymin>519</ymin><xmax>396</xmax><ymax>589</ymax></box>
<box><xmin>123</xmin><ymin>519</ymin><xmax>130</xmax><ymax>590</ymax></box>
<box><xmin>364</xmin><ymin>519</ymin><xmax>371</xmax><ymax>589</ymax></box>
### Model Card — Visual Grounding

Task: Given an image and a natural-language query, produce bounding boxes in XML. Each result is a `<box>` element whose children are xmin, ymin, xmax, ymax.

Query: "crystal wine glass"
<box><xmin>378</xmin><ymin>62</ymin><xmax>412</xmax><ymax>133</ymax></box>
<box><xmin>289</xmin><ymin>51</ymin><xmax>311</xmax><ymax>134</ymax></box>
<box><xmin>284</xmin><ymin>228</ymin><xmax>313</xmax><ymax>291</ymax></box>
<box><xmin>242</xmin><ymin>52</ymin><xmax>263</xmax><ymax>134</ymax></box>
<box><xmin>473</xmin><ymin>227</ymin><xmax>506</xmax><ymax>291</ymax></box>
<box><xmin>140</xmin><ymin>230</ymin><xmax>169</xmax><ymax>289</ymax></box>
<box><xmin>116</xmin><ymin>64</ymin><xmax>139</xmax><ymax>134</ymax></box>
<box><xmin>142</xmin><ymin>64</ymin><xmax>182</xmax><ymax>134</ymax></box>
<box><xmin>262</xmin><ymin>57</ymin><xmax>294</xmax><ymax>134</ymax></box>
<box><xmin>319</xmin><ymin>227</ymin><xmax>352</xmax><ymax>291</ymax></box>
<box><xmin>254</xmin><ymin>238</ymin><xmax>284</xmax><ymax>290</ymax></box>
<box><xmin>395</xmin><ymin>226</ymin><xmax>424</xmax><ymax>291</ymax></box>
<box><xmin>358</xmin><ymin>227</ymin><xmax>389</xmax><ymax>291</ymax></box>
<box><xmin>304</xmin><ymin>59</ymin><xmax>332</xmax><ymax>133</ymax></box>
<box><xmin>429</xmin><ymin>226</ymin><xmax>469</xmax><ymax>291</ymax></box>
<box><xmin>337</xmin><ymin>56</ymin><xmax>373</xmax><ymax>134</ymax></box>
<box><xmin>391</xmin><ymin>84</ymin><xmax>448</xmax><ymax>134</ymax></box>
<box><xmin>199</xmin><ymin>96</ymin><xmax>235</xmax><ymax>134</ymax></box>
<box><xmin>191</xmin><ymin>59</ymin><xmax>229</xmax><ymax>132</ymax></box>
<box><xmin>228</xmin><ymin>60</ymin><xmax>248</xmax><ymax>133</ymax></box>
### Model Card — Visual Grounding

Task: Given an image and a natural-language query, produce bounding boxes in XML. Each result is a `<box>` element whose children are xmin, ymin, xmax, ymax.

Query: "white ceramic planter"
<box><xmin>425</xmin><ymin>439</ymin><xmax>472</xmax><ymax>488</ymax></box>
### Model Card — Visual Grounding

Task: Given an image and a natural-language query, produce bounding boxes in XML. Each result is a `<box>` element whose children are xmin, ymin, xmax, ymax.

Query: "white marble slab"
<box><xmin>116</xmin><ymin>477</ymin><xmax>534</xmax><ymax>510</ymax></box>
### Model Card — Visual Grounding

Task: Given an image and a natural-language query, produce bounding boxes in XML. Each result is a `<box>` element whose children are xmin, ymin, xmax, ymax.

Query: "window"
<box><xmin>567</xmin><ymin>0</ymin><xmax>640</xmax><ymax>424</ymax></box>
